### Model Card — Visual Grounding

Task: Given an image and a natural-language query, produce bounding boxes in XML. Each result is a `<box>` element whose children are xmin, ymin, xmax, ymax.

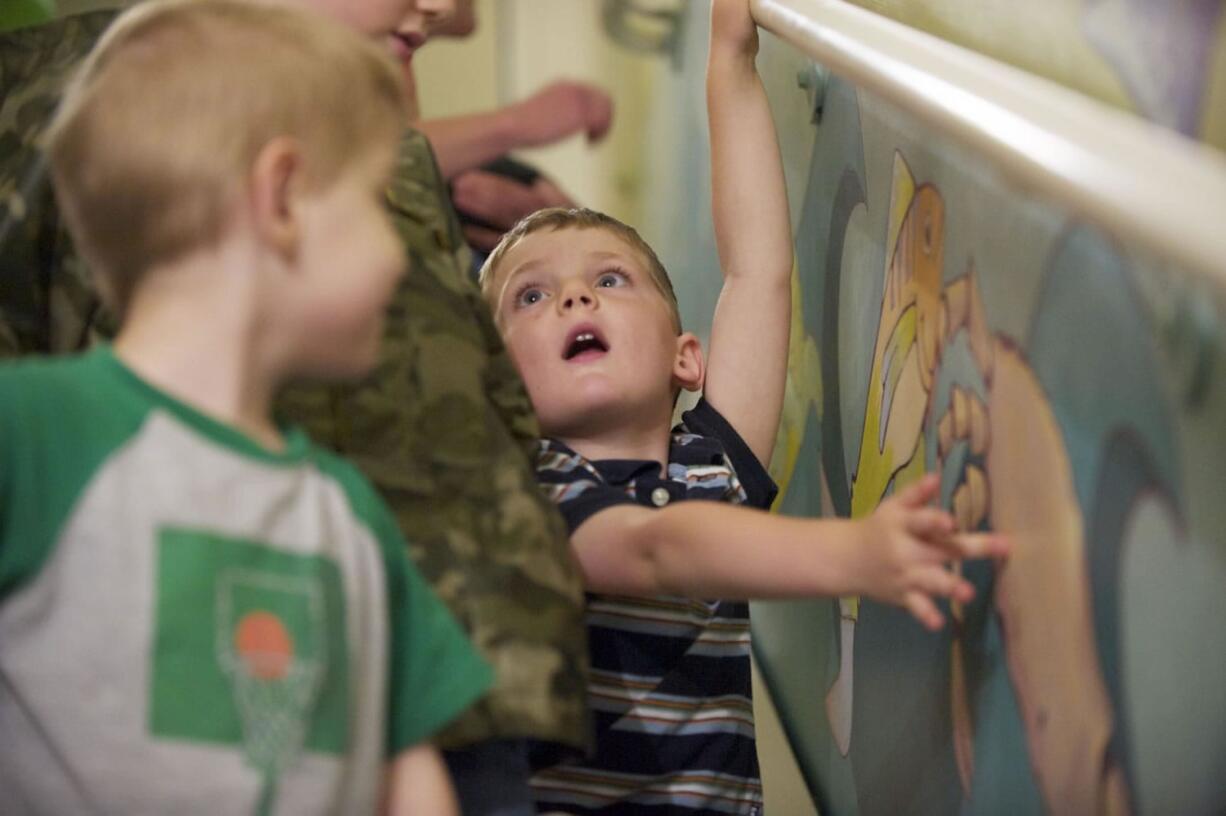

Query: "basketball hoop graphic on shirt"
<box><xmin>216</xmin><ymin>570</ymin><xmax>326</xmax><ymax>816</ymax></box>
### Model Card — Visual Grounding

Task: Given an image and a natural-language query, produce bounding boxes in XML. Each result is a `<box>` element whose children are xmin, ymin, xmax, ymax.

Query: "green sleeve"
<box><xmin>0</xmin><ymin>352</ymin><xmax>145</xmax><ymax>599</ymax></box>
<box><xmin>0</xmin><ymin>374</ymin><xmax>12</xmax><ymax>586</ymax></box>
<box><xmin>362</xmin><ymin>485</ymin><xmax>494</xmax><ymax>753</ymax></box>
<box><xmin>0</xmin><ymin>0</ymin><xmax>54</xmax><ymax>32</ymax></box>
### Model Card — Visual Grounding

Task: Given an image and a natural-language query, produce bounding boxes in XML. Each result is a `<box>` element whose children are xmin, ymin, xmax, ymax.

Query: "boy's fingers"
<box><xmin>906</xmin><ymin>507</ymin><xmax>955</xmax><ymax>540</ymax></box>
<box><xmin>945</xmin><ymin>532</ymin><xmax>1011</xmax><ymax>560</ymax></box>
<box><xmin>896</xmin><ymin>473</ymin><xmax>941</xmax><ymax>508</ymax></box>
<box><xmin>915</xmin><ymin>567</ymin><xmax>976</xmax><ymax>604</ymax></box>
<box><xmin>904</xmin><ymin>591</ymin><xmax>945</xmax><ymax>632</ymax></box>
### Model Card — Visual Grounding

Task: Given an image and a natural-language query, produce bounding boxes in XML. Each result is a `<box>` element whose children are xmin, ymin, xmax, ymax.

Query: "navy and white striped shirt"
<box><xmin>531</xmin><ymin>398</ymin><xmax>777</xmax><ymax>815</ymax></box>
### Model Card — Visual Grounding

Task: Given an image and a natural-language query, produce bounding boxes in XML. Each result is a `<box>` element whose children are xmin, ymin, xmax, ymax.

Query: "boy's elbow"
<box><xmin>574</xmin><ymin>507</ymin><xmax>672</xmax><ymax>596</ymax></box>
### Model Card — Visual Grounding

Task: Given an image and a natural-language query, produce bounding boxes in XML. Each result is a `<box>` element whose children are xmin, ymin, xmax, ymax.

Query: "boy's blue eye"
<box><xmin>516</xmin><ymin>287</ymin><xmax>545</xmax><ymax>307</ymax></box>
<box><xmin>596</xmin><ymin>270</ymin><xmax>627</xmax><ymax>288</ymax></box>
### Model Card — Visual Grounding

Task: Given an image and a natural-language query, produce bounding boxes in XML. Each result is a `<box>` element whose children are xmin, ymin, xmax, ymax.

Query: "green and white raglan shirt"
<box><xmin>0</xmin><ymin>347</ymin><xmax>493</xmax><ymax>815</ymax></box>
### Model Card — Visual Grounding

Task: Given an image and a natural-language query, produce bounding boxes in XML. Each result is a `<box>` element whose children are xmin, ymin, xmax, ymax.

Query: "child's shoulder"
<box><xmin>0</xmin><ymin>349</ymin><xmax>108</xmax><ymax>413</ymax></box>
<box><xmin>299</xmin><ymin>441</ymin><xmax>407</xmax><ymax>550</ymax></box>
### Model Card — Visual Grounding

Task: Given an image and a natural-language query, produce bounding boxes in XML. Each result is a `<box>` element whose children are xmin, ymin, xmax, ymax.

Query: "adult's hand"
<box><xmin>505</xmin><ymin>81</ymin><xmax>614</xmax><ymax>147</ymax></box>
<box><xmin>452</xmin><ymin>171</ymin><xmax>575</xmax><ymax>252</ymax></box>
<box><xmin>419</xmin><ymin>81</ymin><xmax>613</xmax><ymax>180</ymax></box>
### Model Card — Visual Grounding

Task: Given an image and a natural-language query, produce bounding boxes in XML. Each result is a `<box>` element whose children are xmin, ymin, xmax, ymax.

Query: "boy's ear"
<box><xmin>249</xmin><ymin>137</ymin><xmax>303</xmax><ymax>262</ymax></box>
<box><xmin>672</xmin><ymin>331</ymin><xmax>705</xmax><ymax>393</ymax></box>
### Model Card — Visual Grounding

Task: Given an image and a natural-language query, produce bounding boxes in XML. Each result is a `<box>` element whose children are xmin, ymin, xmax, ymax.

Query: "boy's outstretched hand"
<box><xmin>853</xmin><ymin>474</ymin><xmax>1009</xmax><ymax>631</ymax></box>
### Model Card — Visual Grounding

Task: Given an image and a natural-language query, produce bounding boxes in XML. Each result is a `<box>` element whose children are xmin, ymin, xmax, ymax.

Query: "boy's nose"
<box><xmin>416</xmin><ymin>0</ymin><xmax>456</xmax><ymax>23</ymax></box>
<box><xmin>559</xmin><ymin>278</ymin><xmax>598</xmax><ymax>312</ymax></box>
<box><xmin>561</xmin><ymin>292</ymin><xmax>595</xmax><ymax>311</ymax></box>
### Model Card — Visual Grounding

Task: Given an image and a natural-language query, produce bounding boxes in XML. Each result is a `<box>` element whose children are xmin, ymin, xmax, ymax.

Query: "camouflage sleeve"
<box><xmin>0</xmin><ymin>12</ymin><xmax>118</xmax><ymax>359</ymax></box>
<box><xmin>472</xmin><ymin>285</ymin><xmax>545</xmax><ymax>462</ymax></box>
<box><xmin>277</xmin><ymin>129</ymin><xmax>590</xmax><ymax>758</ymax></box>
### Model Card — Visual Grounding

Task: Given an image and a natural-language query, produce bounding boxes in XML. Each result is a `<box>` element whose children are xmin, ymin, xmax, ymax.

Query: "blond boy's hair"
<box><xmin>46</xmin><ymin>0</ymin><xmax>406</xmax><ymax>313</ymax></box>
<box><xmin>478</xmin><ymin>207</ymin><xmax>683</xmax><ymax>333</ymax></box>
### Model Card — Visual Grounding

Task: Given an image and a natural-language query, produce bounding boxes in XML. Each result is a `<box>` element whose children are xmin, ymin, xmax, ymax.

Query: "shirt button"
<box><xmin>651</xmin><ymin>487</ymin><xmax>671</xmax><ymax>507</ymax></box>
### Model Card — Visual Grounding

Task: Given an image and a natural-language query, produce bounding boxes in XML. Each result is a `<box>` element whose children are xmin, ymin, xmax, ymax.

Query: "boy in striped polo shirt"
<box><xmin>477</xmin><ymin>1</ymin><xmax>1010</xmax><ymax>813</ymax></box>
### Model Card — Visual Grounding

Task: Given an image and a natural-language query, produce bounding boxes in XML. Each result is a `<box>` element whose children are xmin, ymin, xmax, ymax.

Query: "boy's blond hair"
<box><xmin>46</xmin><ymin>0</ymin><xmax>406</xmax><ymax>314</ymax></box>
<box><xmin>479</xmin><ymin>208</ymin><xmax>683</xmax><ymax>333</ymax></box>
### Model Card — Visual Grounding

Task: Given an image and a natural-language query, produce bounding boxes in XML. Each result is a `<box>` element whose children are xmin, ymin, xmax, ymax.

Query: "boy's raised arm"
<box><xmin>702</xmin><ymin>0</ymin><xmax>794</xmax><ymax>467</ymax></box>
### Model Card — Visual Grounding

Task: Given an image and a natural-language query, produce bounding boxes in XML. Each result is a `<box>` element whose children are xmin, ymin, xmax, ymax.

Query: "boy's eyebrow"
<box><xmin>505</xmin><ymin>258</ymin><xmax>546</xmax><ymax>284</ymax></box>
<box><xmin>499</xmin><ymin>259</ymin><xmax>545</xmax><ymax>302</ymax></box>
<box><xmin>590</xmin><ymin>250</ymin><xmax>632</xmax><ymax>265</ymax></box>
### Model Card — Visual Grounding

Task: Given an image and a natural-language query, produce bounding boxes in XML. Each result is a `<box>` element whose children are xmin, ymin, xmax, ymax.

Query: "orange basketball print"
<box><xmin>234</xmin><ymin>611</ymin><xmax>295</xmax><ymax>681</ymax></box>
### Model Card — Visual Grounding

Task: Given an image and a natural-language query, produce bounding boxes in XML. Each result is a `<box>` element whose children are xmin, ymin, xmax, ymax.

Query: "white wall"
<box><xmin>413</xmin><ymin>0</ymin><xmax>657</xmax><ymax>224</ymax></box>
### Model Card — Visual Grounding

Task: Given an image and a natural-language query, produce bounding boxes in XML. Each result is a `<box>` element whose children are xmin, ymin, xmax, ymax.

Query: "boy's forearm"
<box><xmin>706</xmin><ymin>37</ymin><xmax>791</xmax><ymax>286</ymax></box>
<box><xmin>701</xmin><ymin>8</ymin><xmax>794</xmax><ymax>464</ymax></box>
<box><xmin>648</xmin><ymin>503</ymin><xmax>865</xmax><ymax>598</ymax></box>
<box><xmin>580</xmin><ymin>503</ymin><xmax>865</xmax><ymax>599</ymax></box>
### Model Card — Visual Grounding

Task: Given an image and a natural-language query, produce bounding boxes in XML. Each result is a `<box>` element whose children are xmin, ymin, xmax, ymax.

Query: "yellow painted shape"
<box><xmin>885</xmin><ymin>152</ymin><xmax>916</xmax><ymax>268</ymax></box>
<box><xmin>769</xmin><ymin>261</ymin><xmax>822</xmax><ymax>509</ymax></box>
<box><xmin>851</xmin><ymin>306</ymin><xmax>918</xmax><ymax>517</ymax></box>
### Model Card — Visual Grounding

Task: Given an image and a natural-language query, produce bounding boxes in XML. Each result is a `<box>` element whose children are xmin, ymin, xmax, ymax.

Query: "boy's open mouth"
<box><xmin>563</xmin><ymin>326</ymin><xmax>609</xmax><ymax>361</ymax></box>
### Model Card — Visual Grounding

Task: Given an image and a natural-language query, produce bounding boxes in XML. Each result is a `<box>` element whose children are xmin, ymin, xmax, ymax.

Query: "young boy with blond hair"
<box><xmin>2</xmin><ymin>1</ymin><xmax>591</xmax><ymax>813</ymax></box>
<box><xmin>0</xmin><ymin>2</ymin><xmax>490</xmax><ymax>813</ymax></box>
<box><xmin>479</xmin><ymin>1</ymin><xmax>1010</xmax><ymax>812</ymax></box>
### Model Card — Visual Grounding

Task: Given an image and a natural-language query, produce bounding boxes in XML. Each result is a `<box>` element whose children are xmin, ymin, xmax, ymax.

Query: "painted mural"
<box><xmin>756</xmin><ymin>50</ymin><xmax>1226</xmax><ymax>816</ymax></box>
<box><xmin>845</xmin><ymin>0</ymin><xmax>1226</xmax><ymax>151</ymax></box>
<box><xmin>639</xmin><ymin>7</ymin><xmax>1226</xmax><ymax>815</ymax></box>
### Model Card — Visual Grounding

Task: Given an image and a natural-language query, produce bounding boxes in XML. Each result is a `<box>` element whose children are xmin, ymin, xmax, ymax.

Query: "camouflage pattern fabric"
<box><xmin>0</xmin><ymin>12</ymin><xmax>590</xmax><ymax>758</ymax></box>
<box><xmin>276</xmin><ymin>131</ymin><xmax>590</xmax><ymax>758</ymax></box>
<box><xmin>0</xmin><ymin>10</ymin><xmax>117</xmax><ymax>357</ymax></box>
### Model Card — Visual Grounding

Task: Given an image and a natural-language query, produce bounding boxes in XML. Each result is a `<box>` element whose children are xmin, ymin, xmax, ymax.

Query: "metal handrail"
<box><xmin>752</xmin><ymin>0</ymin><xmax>1226</xmax><ymax>281</ymax></box>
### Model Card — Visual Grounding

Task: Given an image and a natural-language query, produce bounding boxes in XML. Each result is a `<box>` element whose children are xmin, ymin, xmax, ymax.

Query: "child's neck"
<box><xmin>555</xmin><ymin>403</ymin><xmax>677</xmax><ymax>475</ymax></box>
<box><xmin>113</xmin><ymin>247</ymin><xmax>286</xmax><ymax>452</ymax></box>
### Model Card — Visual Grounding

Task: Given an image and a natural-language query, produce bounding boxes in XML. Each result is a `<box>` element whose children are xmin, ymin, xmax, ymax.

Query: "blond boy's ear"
<box><xmin>249</xmin><ymin>136</ymin><xmax>303</xmax><ymax>262</ymax></box>
<box><xmin>672</xmin><ymin>332</ymin><xmax>705</xmax><ymax>393</ymax></box>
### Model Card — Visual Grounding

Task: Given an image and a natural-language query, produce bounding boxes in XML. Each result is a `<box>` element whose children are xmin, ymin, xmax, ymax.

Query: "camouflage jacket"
<box><xmin>0</xmin><ymin>13</ymin><xmax>590</xmax><ymax>758</ymax></box>
<box><xmin>0</xmin><ymin>10</ymin><xmax>118</xmax><ymax>356</ymax></box>
<box><xmin>278</xmin><ymin>132</ymin><xmax>589</xmax><ymax>758</ymax></box>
